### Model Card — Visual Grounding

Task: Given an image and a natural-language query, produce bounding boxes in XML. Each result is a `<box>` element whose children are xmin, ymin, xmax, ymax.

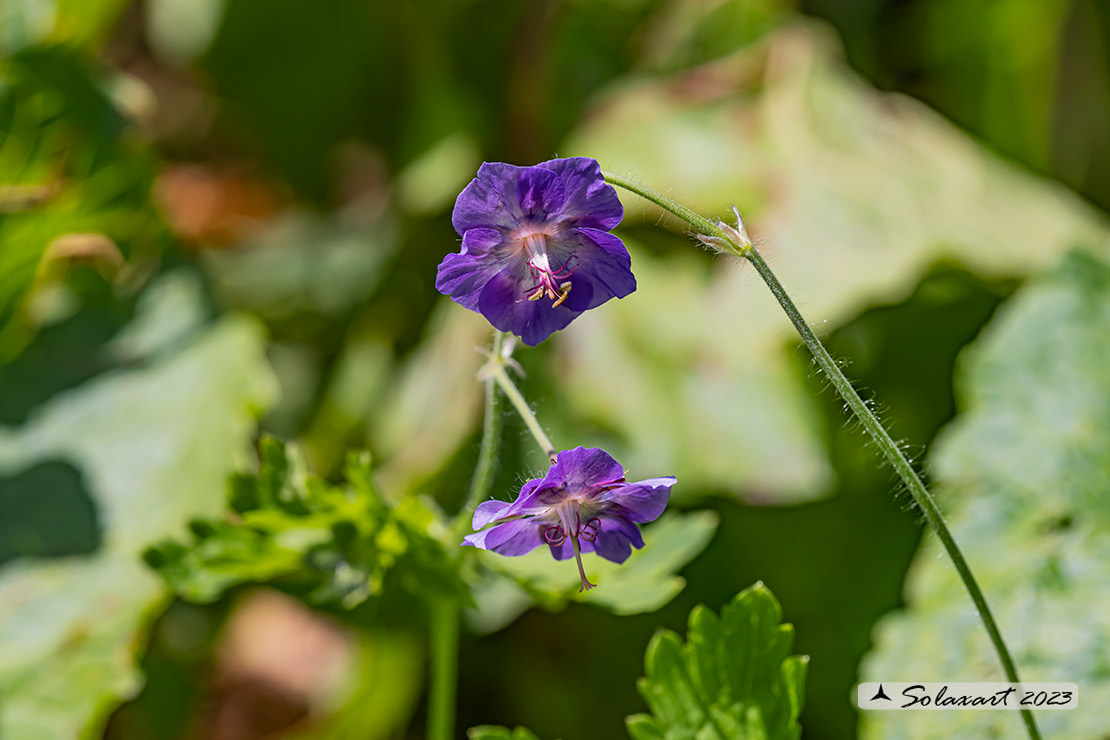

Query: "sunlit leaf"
<box><xmin>861</xmin><ymin>249</ymin><xmax>1110</xmax><ymax>740</ymax></box>
<box><xmin>627</xmin><ymin>582</ymin><xmax>807</xmax><ymax>740</ymax></box>
<box><xmin>0</xmin><ymin>315</ymin><xmax>275</xmax><ymax>740</ymax></box>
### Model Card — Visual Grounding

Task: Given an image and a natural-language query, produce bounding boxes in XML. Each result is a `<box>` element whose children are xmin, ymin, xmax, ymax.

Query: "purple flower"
<box><xmin>463</xmin><ymin>447</ymin><xmax>676</xmax><ymax>591</ymax></box>
<box><xmin>436</xmin><ymin>157</ymin><xmax>636</xmax><ymax>346</ymax></box>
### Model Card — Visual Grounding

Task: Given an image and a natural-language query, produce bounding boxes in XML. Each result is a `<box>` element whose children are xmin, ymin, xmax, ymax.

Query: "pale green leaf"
<box><xmin>0</xmin><ymin>315</ymin><xmax>276</xmax><ymax>739</ymax></box>
<box><xmin>861</xmin><ymin>250</ymin><xmax>1110</xmax><ymax>739</ymax></box>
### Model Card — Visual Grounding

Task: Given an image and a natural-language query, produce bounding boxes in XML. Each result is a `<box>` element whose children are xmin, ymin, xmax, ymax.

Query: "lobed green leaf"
<box><xmin>628</xmin><ymin>583</ymin><xmax>807</xmax><ymax>740</ymax></box>
<box><xmin>144</xmin><ymin>437</ymin><xmax>469</xmax><ymax>612</ymax></box>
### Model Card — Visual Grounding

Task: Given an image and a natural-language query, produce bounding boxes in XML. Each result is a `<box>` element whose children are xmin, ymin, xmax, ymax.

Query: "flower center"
<box><xmin>544</xmin><ymin>502</ymin><xmax>599</xmax><ymax>592</ymax></box>
<box><xmin>520</xmin><ymin>232</ymin><xmax>575</xmax><ymax>308</ymax></box>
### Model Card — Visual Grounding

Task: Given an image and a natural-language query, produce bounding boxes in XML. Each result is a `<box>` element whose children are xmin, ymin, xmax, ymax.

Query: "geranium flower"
<box><xmin>436</xmin><ymin>157</ymin><xmax>636</xmax><ymax>346</ymax></box>
<box><xmin>463</xmin><ymin>447</ymin><xmax>676</xmax><ymax>591</ymax></box>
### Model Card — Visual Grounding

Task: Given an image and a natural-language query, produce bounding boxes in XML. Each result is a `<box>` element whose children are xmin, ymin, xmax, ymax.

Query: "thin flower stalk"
<box><xmin>602</xmin><ymin>170</ymin><xmax>1041</xmax><ymax>740</ymax></box>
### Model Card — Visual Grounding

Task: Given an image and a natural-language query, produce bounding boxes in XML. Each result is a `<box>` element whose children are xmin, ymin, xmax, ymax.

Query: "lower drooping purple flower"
<box><xmin>463</xmin><ymin>447</ymin><xmax>676</xmax><ymax>591</ymax></box>
<box><xmin>436</xmin><ymin>157</ymin><xmax>636</xmax><ymax>346</ymax></box>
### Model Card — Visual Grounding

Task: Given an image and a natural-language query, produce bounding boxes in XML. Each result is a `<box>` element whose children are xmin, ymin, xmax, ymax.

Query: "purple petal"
<box><xmin>436</xmin><ymin>229</ymin><xmax>512</xmax><ymax>309</ymax></box>
<box><xmin>436</xmin><ymin>252</ymin><xmax>501</xmax><ymax>311</ymax></box>
<box><xmin>477</xmin><ymin>265</ymin><xmax>579</xmax><ymax>346</ymax></box>
<box><xmin>472</xmin><ymin>500</ymin><xmax>512</xmax><ymax>529</ymax></box>
<box><xmin>516</xmin><ymin>167</ymin><xmax>566</xmax><ymax>222</ymax></box>
<box><xmin>596</xmin><ymin>477</ymin><xmax>676</xmax><ymax>523</ymax></box>
<box><xmin>547</xmin><ymin>228</ymin><xmax>635</xmax><ymax>312</ymax></box>
<box><xmin>551</xmin><ymin>447</ymin><xmax>626</xmax><ymax>493</ymax></box>
<box><xmin>535</xmin><ymin>157</ymin><xmax>623</xmax><ymax>231</ymax></box>
<box><xmin>497</xmin><ymin>478</ymin><xmax>550</xmax><ymax>519</ymax></box>
<box><xmin>459</xmin><ymin>227</ymin><xmax>506</xmax><ymax>257</ymax></box>
<box><xmin>463</xmin><ymin>518</ymin><xmax>543</xmax><ymax>556</ymax></box>
<box><xmin>592</xmin><ymin>516</ymin><xmax>644</xmax><ymax>564</ymax></box>
<box><xmin>452</xmin><ymin>163</ymin><xmax>527</xmax><ymax>234</ymax></box>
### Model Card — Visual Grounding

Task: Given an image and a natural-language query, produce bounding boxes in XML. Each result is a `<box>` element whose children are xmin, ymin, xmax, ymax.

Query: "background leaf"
<box><xmin>860</xmin><ymin>249</ymin><xmax>1110</xmax><ymax>739</ymax></box>
<box><xmin>0</xmin><ymin>313</ymin><xmax>275</xmax><ymax>739</ymax></box>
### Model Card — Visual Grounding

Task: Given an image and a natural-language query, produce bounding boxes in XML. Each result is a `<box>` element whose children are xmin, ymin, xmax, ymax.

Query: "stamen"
<box><xmin>579</xmin><ymin>518</ymin><xmax>600</xmax><ymax>543</ymax></box>
<box><xmin>551</xmin><ymin>282</ymin><xmax>572</xmax><ymax>308</ymax></box>
<box><xmin>570</xmin><ymin>535</ymin><xmax>596</xmax><ymax>592</ymax></box>
<box><xmin>543</xmin><ymin>524</ymin><xmax>567</xmax><ymax>546</ymax></box>
<box><xmin>520</xmin><ymin>236</ymin><xmax>578</xmax><ymax>308</ymax></box>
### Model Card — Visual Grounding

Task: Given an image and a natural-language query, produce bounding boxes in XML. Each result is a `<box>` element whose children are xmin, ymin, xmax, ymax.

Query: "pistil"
<box><xmin>519</xmin><ymin>232</ymin><xmax>575</xmax><ymax>307</ymax></box>
<box><xmin>570</xmin><ymin>534</ymin><xmax>596</xmax><ymax>592</ymax></box>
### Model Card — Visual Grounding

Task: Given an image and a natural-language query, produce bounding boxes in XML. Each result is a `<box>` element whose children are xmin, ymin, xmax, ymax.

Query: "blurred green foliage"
<box><xmin>1</xmin><ymin>0</ymin><xmax>1109</xmax><ymax>738</ymax></box>
<box><xmin>145</xmin><ymin>437</ymin><xmax>468</xmax><ymax>612</ymax></box>
<box><xmin>0</xmin><ymin>45</ymin><xmax>163</xmax><ymax>361</ymax></box>
<box><xmin>469</xmin><ymin>727</ymin><xmax>544</xmax><ymax>740</ymax></box>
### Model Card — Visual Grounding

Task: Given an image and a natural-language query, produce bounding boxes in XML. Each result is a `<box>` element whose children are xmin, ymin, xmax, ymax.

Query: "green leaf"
<box><xmin>145</xmin><ymin>439</ymin><xmax>469</xmax><ymax>611</ymax></box>
<box><xmin>0</xmin><ymin>46</ymin><xmax>163</xmax><ymax>359</ymax></box>
<box><xmin>556</xmin><ymin>22</ymin><xmax>1110</xmax><ymax>504</ymax></box>
<box><xmin>628</xmin><ymin>583</ymin><xmax>807</xmax><ymax>740</ymax></box>
<box><xmin>467</xmin><ymin>726</ymin><xmax>544</xmax><ymax>740</ymax></box>
<box><xmin>0</xmin><ymin>315</ymin><xmax>275</xmax><ymax>740</ymax></box>
<box><xmin>470</xmin><ymin>511</ymin><xmax>718</xmax><ymax>631</ymax></box>
<box><xmin>861</xmin><ymin>249</ymin><xmax>1110</xmax><ymax>740</ymax></box>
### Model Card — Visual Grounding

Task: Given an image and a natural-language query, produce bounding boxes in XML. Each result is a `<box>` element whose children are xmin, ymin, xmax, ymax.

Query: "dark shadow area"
<box><xmin>0</xmin><ymin>309</ymin><xmax>124</xmax><ymax>426</ymax></box>
<box><xmin>0</xmin><ymin>459</ymin><xmax>102</xmax><ymax>566</ymax></box>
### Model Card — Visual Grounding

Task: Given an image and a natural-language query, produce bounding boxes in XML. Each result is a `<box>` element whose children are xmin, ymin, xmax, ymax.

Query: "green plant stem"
<box><xmin>603</xmin><ymin>171</ymin><xmax>1042</xmax><ymax>740</ymax></box>
<box><xmin>434</xmin><ymin>331</ymin><xmax>506</xmax><ymax>740</ymax></box>
<box><xmin>428</xmin><ymin>598</ymin><xmax>458</xmax><ymax>740</ymax></box>
<box><xmin>490</xmin><ymin>366</ymin><xmax>556</xmax><ymax>462</ymax></box>
<box><xmin>454</xmin><ymin>332</ymin><xmax>504</xmax><ymax>540</ymax></box>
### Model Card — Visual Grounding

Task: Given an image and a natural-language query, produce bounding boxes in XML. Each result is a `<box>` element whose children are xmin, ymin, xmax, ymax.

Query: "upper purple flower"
<box><xmin>436</xmin><ymin>158</ymin><xmax>636</xmax><ymax>346</ymax></box>
<box><xmin>463</xmin><ymin>447</ymin><xmax>676</xmax><ymax>591</ymax></box>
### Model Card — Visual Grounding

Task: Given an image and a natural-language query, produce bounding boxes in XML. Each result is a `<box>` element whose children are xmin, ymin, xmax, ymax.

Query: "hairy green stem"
<box><xmin>490</xmin><ymin>365</ymin><xmax>556</xmax><ymax>462</ymax></box>
<box><xmin>427</xmin><ymin>599</ymin><xmax>458</xmax><ymax>740</ymax></box>
<box><xmin>434</xmin><ymin>332</ymin><xmax>507</xmax><ymax>740</ymax></box>
<box><xmin>603</xmin><ymin>171</ymin><xmax>1041</xmax><ymax>740</ymax></box>
<box><xmin>454</xmin><ymin>332</ymin><xmax>504</xmax><ymax>540</ymax></box>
